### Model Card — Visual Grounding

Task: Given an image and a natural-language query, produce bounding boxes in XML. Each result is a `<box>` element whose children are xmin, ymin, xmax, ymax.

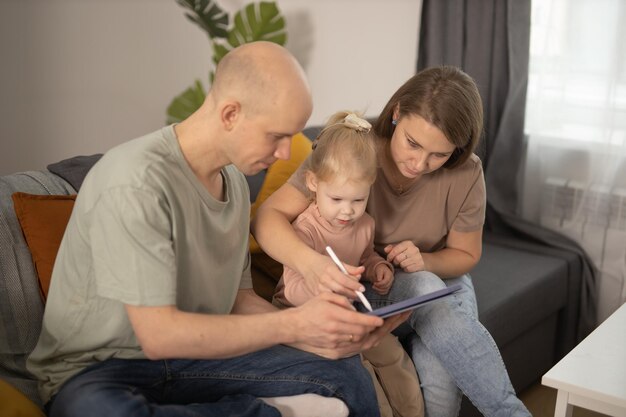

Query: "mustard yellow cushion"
<box><xmin>0</xmin><ymin>379</ymin><xmax>44</xmax><ymax>417</ymax></box>
<box><xmin>249</xmin><ymin>132</ymin><xmax>312</xmax><ymax>253</ymax></box>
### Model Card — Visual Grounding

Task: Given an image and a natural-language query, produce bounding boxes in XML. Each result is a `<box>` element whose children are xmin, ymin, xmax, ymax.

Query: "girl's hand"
<box><xmin>372</xmin><ymin>264</ymin><xmax>394</xmax><ymax>295</ymax></box>
<box><xmin>384</xmin><ymin>241</ymin><xmax>425</xmax><ymax>273</ymax></box>
<box><xmin>306</xmin><ymin>253</ymin><xmax>366</xmax><ymax>299</ymax></box>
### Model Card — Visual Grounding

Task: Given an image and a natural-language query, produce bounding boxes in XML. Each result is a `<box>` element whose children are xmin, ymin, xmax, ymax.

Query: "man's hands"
<box><xmin>286</xmin><ymin>292</ymin><xmax>410</xmax><ymax>359</ymax></box>
<box><xmin>125</xmin><ymin>289</ymin><xmax>408</xmax><ymax>362</ymax></box>
<box><xmin>288</xmin><ymin>292</ymin><xmax>378</xmax><ymax>347</ymax></box>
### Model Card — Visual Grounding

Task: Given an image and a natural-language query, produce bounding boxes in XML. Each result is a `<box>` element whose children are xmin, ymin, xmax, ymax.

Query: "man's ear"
<box><xmin>305</xmin><ymin>171</ymin><xmax>318</xmax><ymax>193</ymax></box>
<box><xmin>221</xmin><ymin>101</ymin><xmax>241</xmax><ymax>131</ymax></box>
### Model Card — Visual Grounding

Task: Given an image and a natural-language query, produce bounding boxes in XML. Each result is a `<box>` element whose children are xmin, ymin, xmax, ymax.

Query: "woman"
<box><xmin>252</xmin><ymin>66</ymin><xmax>530</xmax><ymax>417</ymax></box>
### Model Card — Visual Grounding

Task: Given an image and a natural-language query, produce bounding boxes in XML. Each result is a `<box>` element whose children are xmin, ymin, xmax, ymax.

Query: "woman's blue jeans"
<box><xmin>363</xmin><ymin>271</ymin><xmax>530</xmax><ymax>417</ymax></box>
<box><xmin>46</xmin><ymin>344</ymin><xmax>379</xmax><ymax>417</ymax></box>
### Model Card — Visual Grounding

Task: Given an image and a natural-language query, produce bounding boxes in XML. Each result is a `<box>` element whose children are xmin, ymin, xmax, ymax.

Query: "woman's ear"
<box><xmin>393</xmin><ymin>104</ymin><xmax>400</xmax><ymax>121</ymax></box>
<box><xmin>221</xmin><ymin>101</ymin><xmax>241</xmax><ymax>131</ymax></box>
<box><xmin>305</xmin><ymin>171</ymin><xmax>318</xmax><ymax>193</ymax></box>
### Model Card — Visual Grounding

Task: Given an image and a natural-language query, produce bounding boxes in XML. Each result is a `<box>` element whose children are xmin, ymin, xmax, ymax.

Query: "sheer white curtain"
<box><xmin>522</xmin><ymin>0</ymin><xmax>626</xmax><ymax>323</ymax></box>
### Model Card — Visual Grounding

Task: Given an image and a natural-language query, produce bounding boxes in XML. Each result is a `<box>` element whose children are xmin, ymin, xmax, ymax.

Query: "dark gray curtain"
<box><xmin>417</xmin><ymin>0</ymin><xmax>596</xmax><ymax>342</ymax></box>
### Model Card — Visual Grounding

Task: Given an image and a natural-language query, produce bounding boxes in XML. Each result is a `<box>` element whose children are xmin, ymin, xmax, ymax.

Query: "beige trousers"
<box><xmin>362</xmin><ymin>334</ymin><xmax>424</xmax><ymax>417</ymax></box>
<box><xmin>271</xmin><ymin>296</ymin><xmax>423</xmax><ymax>416</ymax></box>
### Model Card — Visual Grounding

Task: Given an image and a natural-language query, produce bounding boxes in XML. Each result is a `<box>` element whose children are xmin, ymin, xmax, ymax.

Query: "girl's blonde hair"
<box><xmin>309</xmin><ymin>111</ymin><xmax>378</xmax><ymax>185</ymax></box>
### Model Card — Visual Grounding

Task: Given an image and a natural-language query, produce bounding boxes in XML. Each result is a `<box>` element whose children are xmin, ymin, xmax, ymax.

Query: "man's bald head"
<box><xmin>175</xmin><ymin>42</ymin><xmax>311</xmax><ymax>177</ymax></box>
<box><xmin>210</xmin><ymin>41</ymin><xmax>312</xmax><ymax>116</ymax></box>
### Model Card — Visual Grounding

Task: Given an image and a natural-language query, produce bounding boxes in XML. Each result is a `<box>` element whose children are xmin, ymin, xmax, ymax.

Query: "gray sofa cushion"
<box><xmin>0</xmin><ymin>170</ymin><xmax>75</xmax><ymax>406</ymax></box>
<box><xmin>480</xmin><ymin>233</ymin><xmax>582</xmax><ymax>358</ymax></box>
<box><xmin>47</xmin><ymin>154</ymin><xmax>102</xmax><ymax>191</ymax></box>
<box><xmin>471</xmin><ymin>242</ymin><xmax>568</xmax><ymax>347</ymax></box>
<box><xmin>46</xmin><ymin>153</ymin><xmax>268</xmax><ymax>202</ymax></box>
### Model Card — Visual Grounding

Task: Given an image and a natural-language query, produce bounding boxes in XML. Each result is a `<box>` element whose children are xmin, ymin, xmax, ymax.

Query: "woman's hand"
<box><xmin>384</xmin><ymin>241</ymin><xmax>425</xmax><ymax>273</ymax></box>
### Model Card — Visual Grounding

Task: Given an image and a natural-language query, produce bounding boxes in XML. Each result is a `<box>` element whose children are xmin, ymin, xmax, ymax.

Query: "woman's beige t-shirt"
<box><xmin>288</xmin><ymin>153</ymin><xmax>486</xmax><ymax>255</ymax></box>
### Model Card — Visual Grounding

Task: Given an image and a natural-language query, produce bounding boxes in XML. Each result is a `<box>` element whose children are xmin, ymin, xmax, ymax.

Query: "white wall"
<box><xmin>0</xmin><ymin>0</ymin><xmax>421</xmax><ymax>175</ymax></box>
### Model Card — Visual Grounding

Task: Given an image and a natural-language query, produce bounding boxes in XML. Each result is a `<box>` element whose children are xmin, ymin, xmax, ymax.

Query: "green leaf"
<box><xmin>168</xmin><ymin>1</ymin><xmax>288</xmax><ymax>123</ymax></box>
<box><xmin>214</xmin><ymin>1</ymin><xmax>286</xmax><ymax>62</ymax></box>
<box><xmin>176</xmin><ymin>0</ymin><xmax>229</xmax><ymax>39</ymax></box>
<box><xmin>166</xmin><ymin>79</ymin><xmax>206</xmax><ymax>124</ymax></box>
<box><xmin>212</xmin><ymin>40</ymin><xmax>230</xmax><ymax>66</ymax></box>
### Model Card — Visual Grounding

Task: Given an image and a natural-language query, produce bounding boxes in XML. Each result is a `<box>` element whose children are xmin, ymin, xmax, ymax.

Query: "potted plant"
<box><xmin>167</xmin><ymin>0</ymin><xmax>287</xmax><ymax>124</ymax></box>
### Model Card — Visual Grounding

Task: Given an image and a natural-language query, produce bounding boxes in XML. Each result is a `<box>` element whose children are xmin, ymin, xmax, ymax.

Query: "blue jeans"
<box><xmin>47</xmin><ymin>344</ymin><xmax>379</xmax><ymax>417</ymax></box>
<box><xmin>363</xmin><ymin>271</ymin><xmax>530</xmax><ymax>417</ymax></box>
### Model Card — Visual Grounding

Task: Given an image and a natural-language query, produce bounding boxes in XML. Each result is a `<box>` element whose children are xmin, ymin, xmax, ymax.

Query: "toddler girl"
<box><xmin>273</xmin><ymin>111</ymin><xmax>424</xmax><ymax>417</ymax></box>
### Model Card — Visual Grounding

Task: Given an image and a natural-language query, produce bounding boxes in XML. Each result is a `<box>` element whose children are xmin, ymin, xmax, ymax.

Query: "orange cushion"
<box><xmin>249</xmin><ymin>132</ymin><xmax>312</xmax><ymax>253</ymax></box>
<box><xmin>12</xmin><ymin>193</ymin><xmax>76</xmax><ymax>302</ymax></box>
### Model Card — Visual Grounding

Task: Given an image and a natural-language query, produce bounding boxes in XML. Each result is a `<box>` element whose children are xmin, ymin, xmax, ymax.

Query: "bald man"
<box><xmin>27</xmin><ymin>42</ymin><xmax>396</xmax><ymax>417</ymax></box>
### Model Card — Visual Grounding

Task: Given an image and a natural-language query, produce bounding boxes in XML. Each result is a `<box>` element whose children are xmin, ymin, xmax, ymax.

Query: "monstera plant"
<box><xmin>166</xmin><ymin>0</ymin><xmax>287</xmax><ymax>124</ymax></box>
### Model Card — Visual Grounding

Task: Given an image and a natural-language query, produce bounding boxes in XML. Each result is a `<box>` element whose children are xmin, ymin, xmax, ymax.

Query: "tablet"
<box><xmin>367</xmin><ymin>284</ymin><xmax>463</xmax><ymax>318</ymax></box>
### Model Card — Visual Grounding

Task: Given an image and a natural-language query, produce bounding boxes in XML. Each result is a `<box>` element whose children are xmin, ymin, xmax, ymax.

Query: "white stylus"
<box><xmin>325</xmin><ymin>246</ymin><xmax>373</xmax><ymax>312</ymax></box>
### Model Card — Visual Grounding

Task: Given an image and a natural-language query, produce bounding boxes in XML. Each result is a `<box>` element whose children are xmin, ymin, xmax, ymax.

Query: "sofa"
<box><xmin>0</xmin><ymin>131</ymin><xmax>583</xmax><ymax>416</ymax></box>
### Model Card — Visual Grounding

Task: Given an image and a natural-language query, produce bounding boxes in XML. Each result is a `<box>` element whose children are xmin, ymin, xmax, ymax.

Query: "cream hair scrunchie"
<box><xmin>343</xmin><ymin>113</ymin><xmax>372</xmax><ymax>133</ymax></box>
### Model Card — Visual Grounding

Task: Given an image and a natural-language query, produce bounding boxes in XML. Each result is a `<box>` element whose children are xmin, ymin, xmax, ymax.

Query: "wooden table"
<box><xmin>542</xmin><ymin>302</ymin><xmax>626</xmax><ymax>417</ymax></box>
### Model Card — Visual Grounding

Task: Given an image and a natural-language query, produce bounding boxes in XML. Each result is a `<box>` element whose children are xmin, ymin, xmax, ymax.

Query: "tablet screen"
<box><xmin>367</xmin><ymin>284</ymin><xmax>463</xmax><ymax>318</ymax></box>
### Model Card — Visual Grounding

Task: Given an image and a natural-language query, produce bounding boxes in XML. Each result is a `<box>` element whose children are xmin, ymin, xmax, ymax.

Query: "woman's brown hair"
<box><xmin>373</xmin><ymin>66</ymin><xmax>483</xmax><ymax>169</ymax></box>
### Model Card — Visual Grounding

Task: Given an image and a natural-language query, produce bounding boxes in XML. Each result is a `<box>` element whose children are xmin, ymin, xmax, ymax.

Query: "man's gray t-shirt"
<box><xmin>27</xmin><ymin>125</ymin><xmax>253</xmax><ymax>403</ymax></box>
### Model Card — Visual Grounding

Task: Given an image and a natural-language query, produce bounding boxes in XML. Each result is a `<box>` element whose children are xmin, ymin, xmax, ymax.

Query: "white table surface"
<box><xmin>542</xmin><ymin>302</ymin><xmax>626</xmax><ymax>417</ymax></box>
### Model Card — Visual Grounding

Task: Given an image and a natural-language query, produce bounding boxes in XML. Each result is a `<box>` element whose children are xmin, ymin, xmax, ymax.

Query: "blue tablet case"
<box><xmin>367</xmin><ymin>284</ymin><xmax>463</xmax><ymax>318</ymax></box>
